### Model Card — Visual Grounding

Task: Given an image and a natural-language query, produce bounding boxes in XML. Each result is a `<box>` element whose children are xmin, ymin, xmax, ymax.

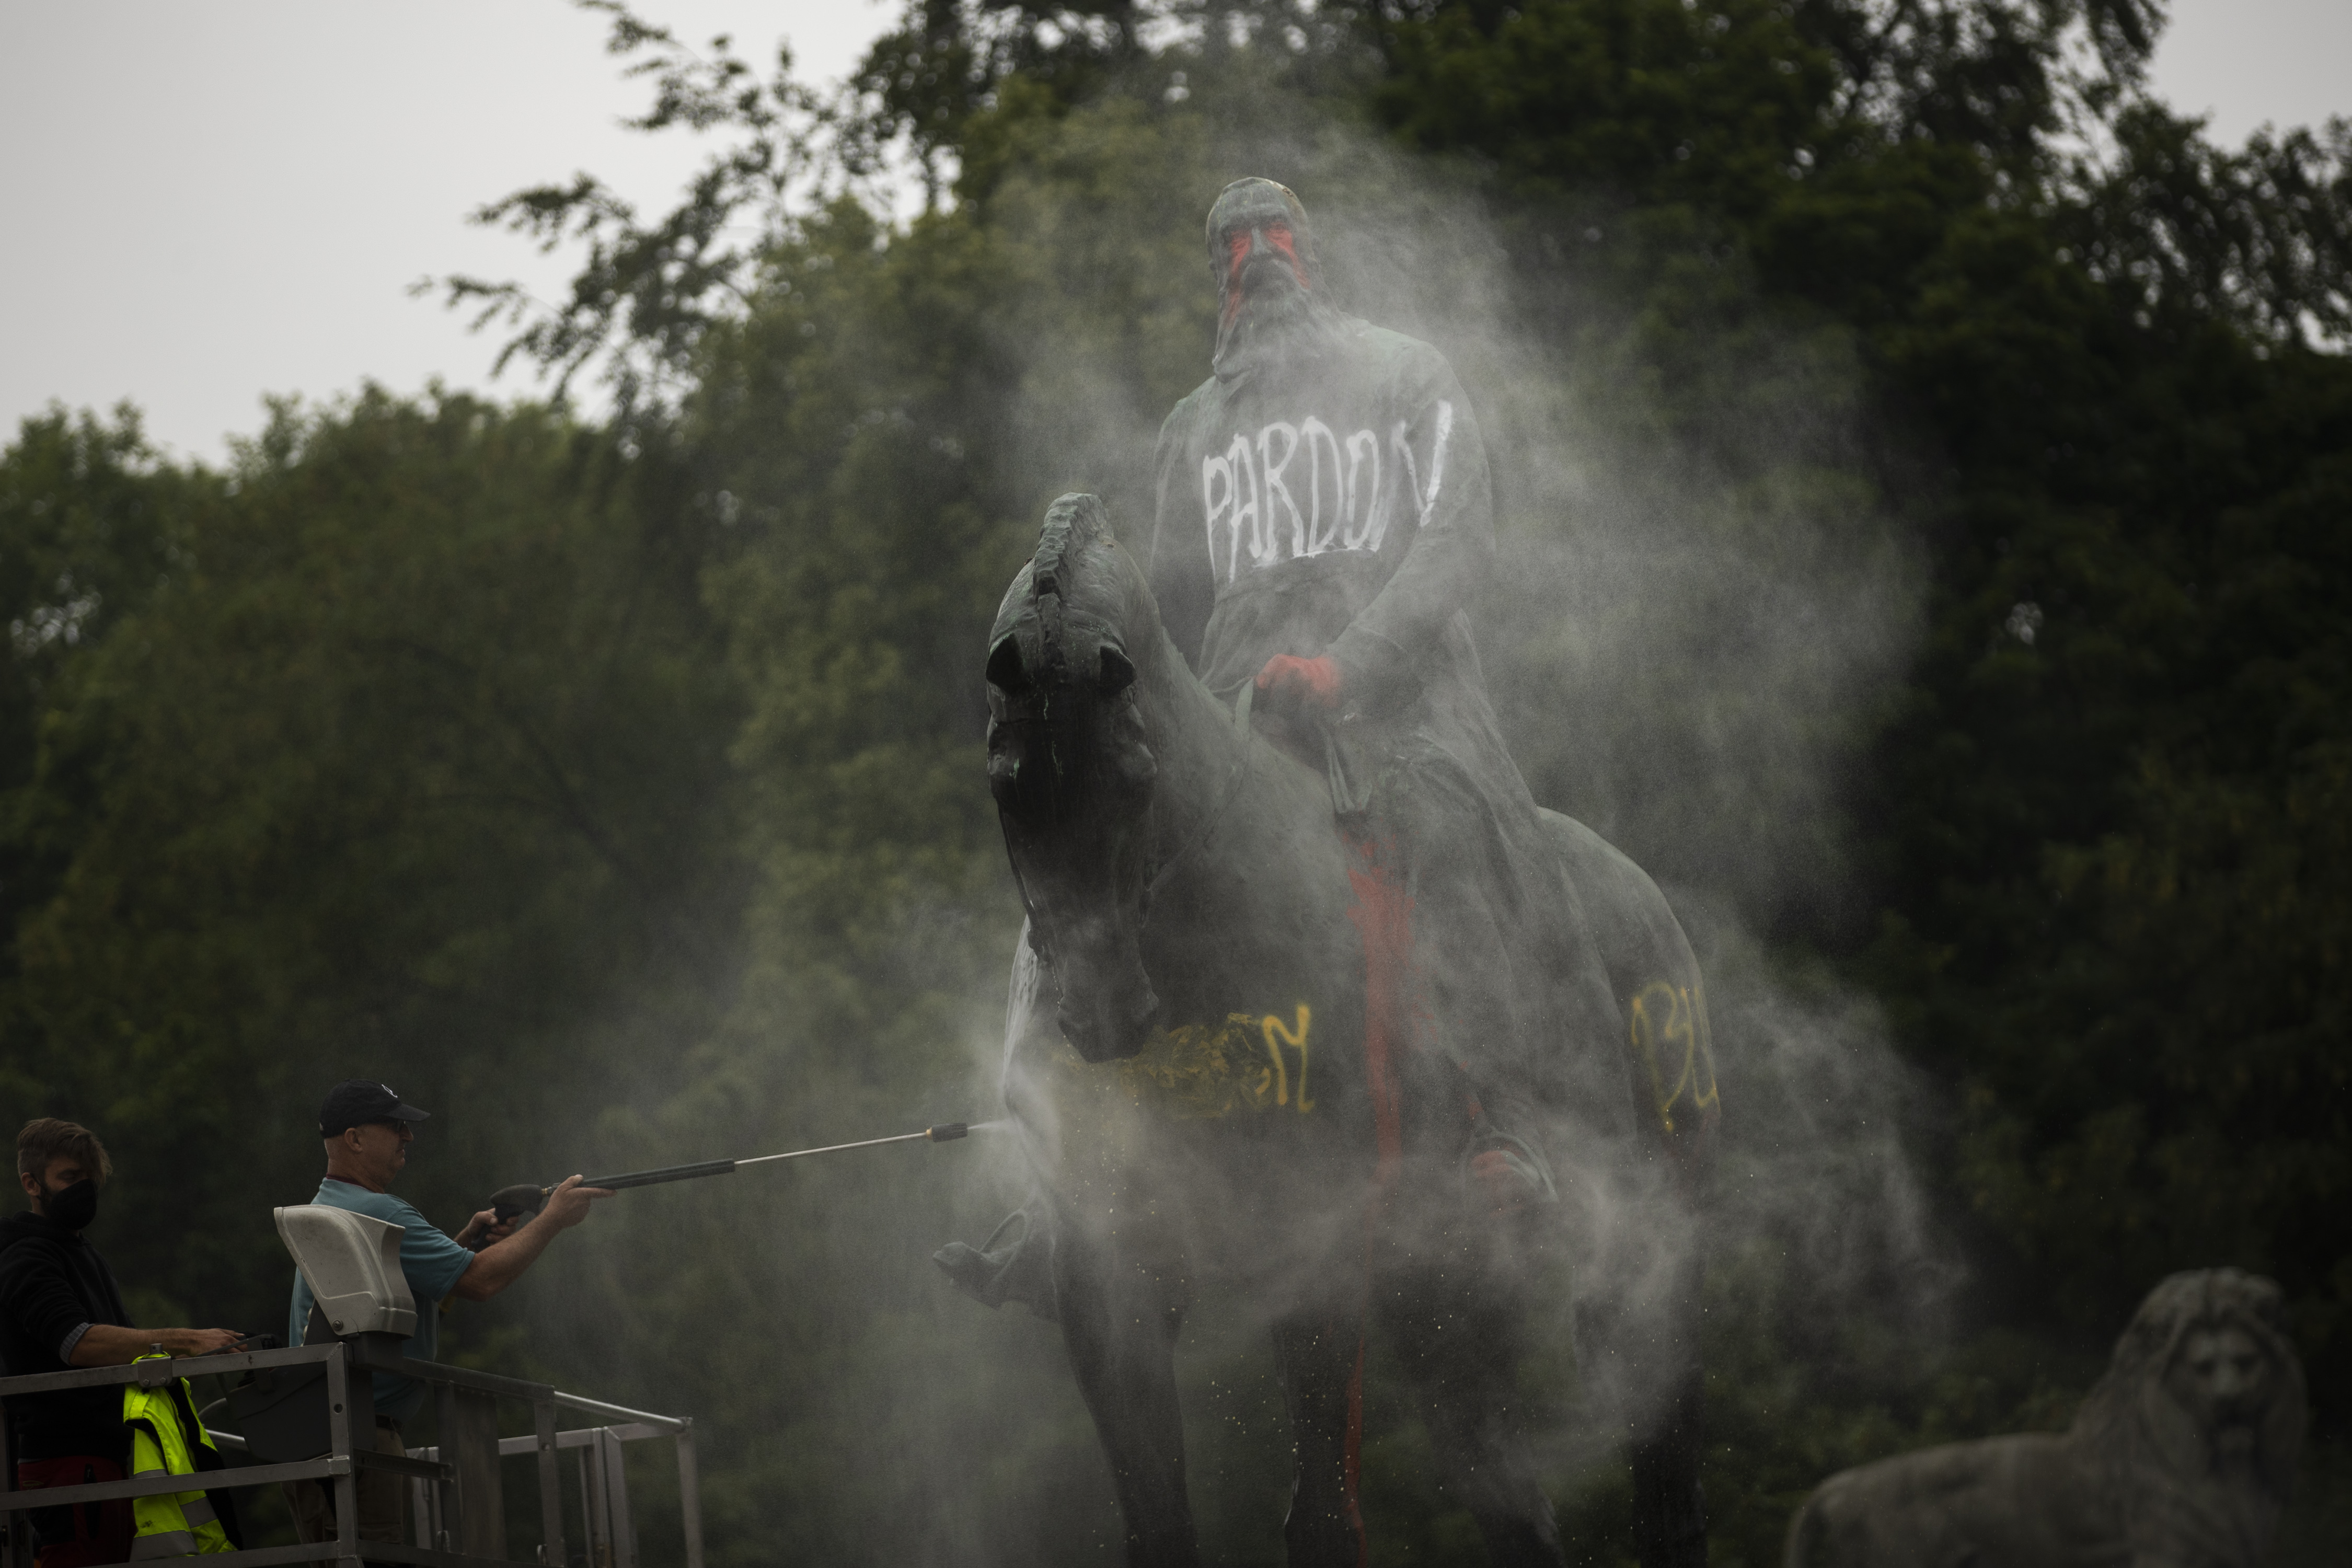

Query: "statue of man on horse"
<box><xmin>1145</xmin><ymin>176</ymin><xmax>1624</xmax><ymax>1215</ymax></box>
<box><xmin>939</xmin><ymin>178</ymin><xmax>1719</xmax><ymax>1568</ymax></box>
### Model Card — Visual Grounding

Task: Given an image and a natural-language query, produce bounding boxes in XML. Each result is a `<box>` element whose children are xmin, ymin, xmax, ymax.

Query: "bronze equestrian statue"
<box><xmin>940</xmin><ymin>181</ymin><xmax>1719</xmax><ymax>1567</ymax></box>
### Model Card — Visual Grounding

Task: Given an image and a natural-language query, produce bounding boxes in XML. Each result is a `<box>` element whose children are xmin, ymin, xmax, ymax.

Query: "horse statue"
<box><xmin>939</xmin><ymin>493</ymin><xmax>1720</xmax><ymax>1567</ymax></box>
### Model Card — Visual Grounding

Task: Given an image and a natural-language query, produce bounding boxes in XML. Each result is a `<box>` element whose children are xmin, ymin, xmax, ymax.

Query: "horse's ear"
<box><xmin>988</xmin><ymin>636</ymin><xmax>1028</xmax><ymax>693</ymax></box>
<box><xmin>1097</xmin><ymin>646</ymin><xmax>1136</xmax><ymax>696</ymax></box>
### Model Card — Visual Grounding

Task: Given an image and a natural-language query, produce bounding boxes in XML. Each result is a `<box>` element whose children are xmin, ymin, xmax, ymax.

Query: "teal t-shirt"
<box><xmin>286</xmin><ymin>1178</ymin><xmax>475</xmax><ymax>1425</ymax></box>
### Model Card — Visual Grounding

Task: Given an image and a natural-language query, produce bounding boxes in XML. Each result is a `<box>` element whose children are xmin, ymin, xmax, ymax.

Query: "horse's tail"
<box><xmin>1782</xmin><ymin>1486</ymin><xmax>1828</xmax><ymax>1568</ymax></box>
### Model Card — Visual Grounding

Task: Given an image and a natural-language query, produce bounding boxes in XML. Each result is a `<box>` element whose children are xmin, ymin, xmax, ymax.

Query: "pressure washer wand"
<box><xmin>483</xmin><ymin>1122</ymin><xmax>985</xmax><ymax>1233</ymax></box>
<box><xmin>735</xmin><ymin>1126</ymin><xmax>968</xmax><ymax>1168</ymax></box>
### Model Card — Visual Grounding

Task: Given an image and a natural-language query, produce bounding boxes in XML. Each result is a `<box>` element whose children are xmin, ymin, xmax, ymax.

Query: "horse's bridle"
<box><xmin>1141</xmin><ymin>680</ymin><xmax>1257</xmax><ymax>906</ymax></box>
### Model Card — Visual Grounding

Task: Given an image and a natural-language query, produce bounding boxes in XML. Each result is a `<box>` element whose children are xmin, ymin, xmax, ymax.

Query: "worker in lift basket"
<box><xmin>284</xmin><ymin>1080</ymin><xmax>611</xmax><ymax>1547</ymax></box>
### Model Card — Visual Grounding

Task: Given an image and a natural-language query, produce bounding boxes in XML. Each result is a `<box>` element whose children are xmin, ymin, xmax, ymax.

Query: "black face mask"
<box><xmin>44</xmin><ymin>1178</ymin><xmax>97</xmax><ymax>1231</ymax></box>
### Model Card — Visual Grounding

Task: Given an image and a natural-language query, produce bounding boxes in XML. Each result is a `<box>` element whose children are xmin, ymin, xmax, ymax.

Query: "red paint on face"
<box><xmin>1220</xmin><ymin>221</ymin><xmax>1310</xmax><ymax>324</ymax></box>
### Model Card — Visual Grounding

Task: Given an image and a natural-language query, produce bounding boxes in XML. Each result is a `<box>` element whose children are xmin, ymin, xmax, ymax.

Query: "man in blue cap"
<box><xmin>284</xmin><ymin>1080</ymin><xmax>609</xmax><ymax>1547</ymax></box>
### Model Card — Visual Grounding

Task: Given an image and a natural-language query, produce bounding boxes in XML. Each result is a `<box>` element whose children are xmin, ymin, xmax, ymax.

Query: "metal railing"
<box><xmin>396</xmin><ymin>1390</ymin><xmax>701</xmax><ymax>1568</ymax></box>
<box><xmin>0</xmin><ymin>1343</ymin><xmax>702</xmax><ymax>1568</ymax></box>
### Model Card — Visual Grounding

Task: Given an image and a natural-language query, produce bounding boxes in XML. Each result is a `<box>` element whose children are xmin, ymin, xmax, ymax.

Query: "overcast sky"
<box><xmin>2</xmin><ymin>0</ymin><xmax>2345</xmax><ymax>465</ymax></box>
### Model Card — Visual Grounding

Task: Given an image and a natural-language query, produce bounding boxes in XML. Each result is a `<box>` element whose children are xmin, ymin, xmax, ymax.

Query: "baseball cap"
<box><xmin>318</xmin><ymin>1080</ymin><xmax>432</xmax><ymax>1137</ymax></box>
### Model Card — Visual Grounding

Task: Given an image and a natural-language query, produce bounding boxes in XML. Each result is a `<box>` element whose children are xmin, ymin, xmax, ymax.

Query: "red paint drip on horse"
<box><xmin>1344</xmin><ymin>829</ymin><xmax>1414</xmax><ymax>1181</ymax></box>
<box><xmin>1341</xmin><ymin>828</ymin><xmax>1417</xmax><ymax>1563</ymax></box>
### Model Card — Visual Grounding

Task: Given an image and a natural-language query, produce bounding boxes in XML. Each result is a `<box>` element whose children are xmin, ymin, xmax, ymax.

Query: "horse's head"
<box><xmin>987</xmin><ymin>493</ymin><xmax>1162</xmax><ymax>1061</ymax></box>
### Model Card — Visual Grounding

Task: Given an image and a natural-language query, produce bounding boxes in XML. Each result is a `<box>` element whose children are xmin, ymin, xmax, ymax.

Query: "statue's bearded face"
<box><xmin>1203</xmin><ymin>179</ymin><xmax>1332</xmax><ymax>372</ymax></box>
<box><xmin>1216</xmin><ymin>202</ymin><xmax>1310</xmax><ymax>328</ymax></box>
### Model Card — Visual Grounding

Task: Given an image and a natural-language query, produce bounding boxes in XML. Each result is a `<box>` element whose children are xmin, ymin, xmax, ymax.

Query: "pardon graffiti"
<box><xmin>1199</xmin><ymin>403</ymin><xmax>1456</xmax><ymax>583</ymax></box>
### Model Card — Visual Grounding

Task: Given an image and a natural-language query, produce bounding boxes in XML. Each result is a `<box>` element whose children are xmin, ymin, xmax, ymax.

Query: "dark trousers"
<box><xmin>15</xmin><ymin>1457</ymin><xmax>133</xmax><ymax>1568</ymax></box>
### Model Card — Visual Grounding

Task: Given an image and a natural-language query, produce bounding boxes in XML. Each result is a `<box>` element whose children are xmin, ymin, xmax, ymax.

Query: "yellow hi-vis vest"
<box><xmin>122</xmin><ymin>1355</ymin><xmax>235</xmax><ymax>1557</ymax></box>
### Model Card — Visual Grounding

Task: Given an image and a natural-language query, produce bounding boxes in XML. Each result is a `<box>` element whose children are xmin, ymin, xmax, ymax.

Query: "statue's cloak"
<box><xmin>1144</xmin><ymin>317</ymin><xmax>1624</xmax><ymax>1177</ymax></box>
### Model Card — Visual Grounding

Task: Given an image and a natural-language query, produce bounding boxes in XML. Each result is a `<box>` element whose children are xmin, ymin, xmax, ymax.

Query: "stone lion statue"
<box><xmin>1785</xmin><ymin>1269</ymin><xmax>2305</xmax><ymax>1567</ymax></box>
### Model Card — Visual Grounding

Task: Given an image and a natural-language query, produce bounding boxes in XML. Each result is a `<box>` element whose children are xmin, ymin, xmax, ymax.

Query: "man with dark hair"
<box><xmin>0</xmin><ymin>1119</ymin><xmax>244</xmax><ymax>1567</ymax></box>
<box><xmin>1146</xmin><ymin>177</ymin><xmax>1626</xmax><ymax>1206</ymax></box>
<box><xmin>284</xmin><ymin>1080</ymin><xmax>608</xmax><ymax>1547</ymax></box>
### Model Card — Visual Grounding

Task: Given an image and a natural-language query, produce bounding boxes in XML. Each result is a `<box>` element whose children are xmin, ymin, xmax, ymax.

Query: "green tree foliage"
<box><xmin>0</xmin><ymin>387</ymin><xmax>743</xmax><ymax>1416</ymax></box>
<box><xmin>1368</xmin><ymin>0</ymin><xmax>2352</xmax><ymax>1555</ymax></box>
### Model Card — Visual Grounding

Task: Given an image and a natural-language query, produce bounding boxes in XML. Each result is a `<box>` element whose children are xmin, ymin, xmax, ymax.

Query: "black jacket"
<box><xmin>0</xmin><ymin>1211</ymin><xmax>131</xmax><ymax>1461</ymax></box>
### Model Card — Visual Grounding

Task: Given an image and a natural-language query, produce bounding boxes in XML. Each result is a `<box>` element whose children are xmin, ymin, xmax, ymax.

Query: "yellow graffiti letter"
<box><xmin>1262</xmin><ymin>1006</ymin><xmax>1312</xmax><ymax>1112</ymax></box>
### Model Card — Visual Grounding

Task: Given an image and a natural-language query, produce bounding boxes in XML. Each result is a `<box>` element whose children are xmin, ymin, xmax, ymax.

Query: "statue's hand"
<box><xmin>1254</xmin><ymin>654</ymin><xmax>1342</xmax><ymax>714</ymax></box>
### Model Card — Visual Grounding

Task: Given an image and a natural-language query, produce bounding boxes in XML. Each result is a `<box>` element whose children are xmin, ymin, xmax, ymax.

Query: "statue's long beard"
<box><xmin>1213</xmin><ymin>262</ymin><xmax>1350</xmax><ymax>379</ymax></box>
